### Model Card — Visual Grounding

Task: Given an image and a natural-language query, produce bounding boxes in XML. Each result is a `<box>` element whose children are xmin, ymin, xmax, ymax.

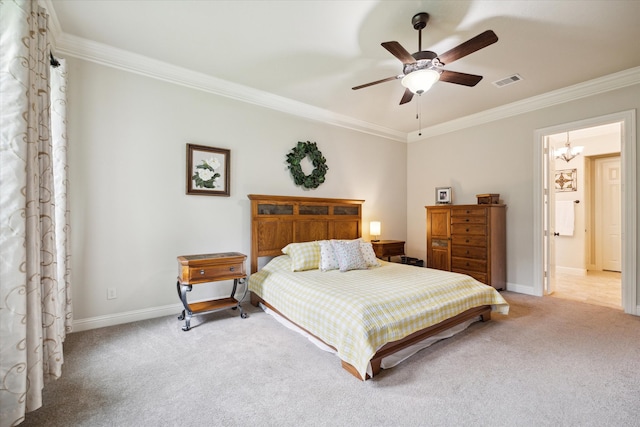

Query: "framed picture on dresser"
<box><xmin>435</xmin><ymin>187</ymin><xmax>452</xmax><ymax>204</ymax></box>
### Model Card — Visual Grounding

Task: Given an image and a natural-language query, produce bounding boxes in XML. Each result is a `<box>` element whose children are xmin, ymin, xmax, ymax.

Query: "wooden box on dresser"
<box><xmin>426</xmin><ymin>204</ymin><xmax>506</xmax><ymax>290</ymax></box>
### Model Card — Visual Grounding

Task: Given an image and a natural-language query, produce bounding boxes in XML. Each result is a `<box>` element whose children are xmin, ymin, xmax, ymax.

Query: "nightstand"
<box><xmin>176</xmin><ymin>252</ymin><xmax>247</xmax><ymax>331</ymax></box>
<box><xmin>371</xmin><ymin>240</ymin><xmax>405</xmax><ymax>261</ymax></box>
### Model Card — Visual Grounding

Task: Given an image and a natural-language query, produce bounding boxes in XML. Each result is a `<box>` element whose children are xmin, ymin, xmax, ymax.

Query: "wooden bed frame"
<box><xmin>247</xmin><ymin>194</ymin><xmax>492</xmax><ymax>380</ymax></box>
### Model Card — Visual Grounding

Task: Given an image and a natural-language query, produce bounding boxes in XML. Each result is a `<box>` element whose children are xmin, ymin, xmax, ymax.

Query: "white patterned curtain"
<box><xmin>0</xmin><ymin>1</ymin><xmax>72</xmax><ymax>426</ymax></box>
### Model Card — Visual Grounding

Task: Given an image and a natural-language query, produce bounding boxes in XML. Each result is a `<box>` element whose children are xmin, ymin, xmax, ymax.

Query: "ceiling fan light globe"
<box><xmin>401</xmin><ymin>69</ymin><xmax>440</xmax><ymax>94</ymax></box>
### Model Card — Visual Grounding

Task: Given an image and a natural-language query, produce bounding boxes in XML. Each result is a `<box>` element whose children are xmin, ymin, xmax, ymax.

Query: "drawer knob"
<box><xmin>465</xmin><ymin>219</ymin><xmax>469</xmax><ymax>222</ymax></box>
<box><xmin>229</xmin><ymin>266</ymin><xmax>235</xmax><ymax>272</ymax></box>
<box><xmin>466</xmin><ymin>228</ymin><xmax>470</xmax><ymax>232</ymax></box>
<box><xmin>199</xmin><ymin>269</ymin><xmax>205</xmax><ymax>275</ymax></box>
<box><xmin>466</xmin><ymin>239</ymin><xmax>470</xmax><ymax>243</ymax></box>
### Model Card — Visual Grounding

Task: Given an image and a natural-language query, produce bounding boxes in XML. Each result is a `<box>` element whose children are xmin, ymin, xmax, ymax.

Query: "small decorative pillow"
<box><xmin>319</xmin><ymin>240</ymin><xmax>340</xmax><ymax>271</ymax></box>
<box><xmin>282</xmin><ymin>241</ymin><xmax>320</xmax><ymax>272</ymax></box>
<box><xmin>331</xmin><ymin>239</ymin><xmax>368</xmax><ymax>272</ymax></box>
<box><xmin>360</xmin><ymin>241</ymin><xmax>381</xmax><ymax>267</ymax></box>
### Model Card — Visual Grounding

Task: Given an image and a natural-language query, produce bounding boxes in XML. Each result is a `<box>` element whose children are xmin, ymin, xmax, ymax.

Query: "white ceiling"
<box><xmin>46</xmin><ymin>0</ymin><xmax>640</xmax><ymax>141</ymax></box>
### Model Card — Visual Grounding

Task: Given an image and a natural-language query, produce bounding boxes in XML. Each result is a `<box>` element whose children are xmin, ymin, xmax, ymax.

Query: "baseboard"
<box><xmin>72</xmin><ymin>303</ymin><xmax>183</xmax><ymax>332</ymax></box>
<box><xmin>505</xmin><ymin>282</ymin><xmax>537</xmax><ymax>296</ymax></box>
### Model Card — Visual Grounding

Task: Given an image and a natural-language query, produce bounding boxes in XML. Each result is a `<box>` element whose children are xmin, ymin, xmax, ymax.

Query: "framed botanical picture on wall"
<box><xmin>435</xmin><ymin>187</ymin><xmax>452</xmax><ymax>204</ymax></box>
<box><xmin>186</xmin><ymin>143</ymin><xmax>230</xmax><ymax>196</ymax></box>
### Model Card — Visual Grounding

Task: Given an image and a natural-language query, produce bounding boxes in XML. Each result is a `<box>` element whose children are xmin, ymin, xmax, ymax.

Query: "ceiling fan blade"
<box><xmin>352</xmin><ymin>75</ymin><xmax>402</xmax><ymax>90</ymax></box>
<box><xmin>439</xmin><ymin>70</ymin><xmax>483</xmax><ymax>87</ymax></box>
<box><xmin>381</xmin><ymin>41</ymin><xmax>416</xmax><ymax>64</ymax></box>
<box><xmin>399</xmin><ymin>88</ymin><xmax>414</xmax><ymax>105</ymax></box>
<box><xmin>437</xmin><ymin>30</ymin><xmax>498</xmax><ymax>65</ymax></box>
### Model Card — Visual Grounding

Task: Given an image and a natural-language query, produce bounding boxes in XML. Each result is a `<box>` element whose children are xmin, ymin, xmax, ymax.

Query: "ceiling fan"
<box><xmin>352</xmin><ymin>12</ymin><xmax>498</xmax><ymax>105</ymax></box>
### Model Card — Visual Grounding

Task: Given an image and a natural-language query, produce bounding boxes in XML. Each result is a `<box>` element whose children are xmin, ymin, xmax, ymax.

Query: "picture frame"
<box><xmin>435</xmin><ymin>187</ymin><xmax>452</xmax><ymax>204</ymax></box>
<box><xmin>554</xmin><ymin>169</ymin><xmax>577</xmax><ymax>192</ymax></box>
<box><xmin>186</xmin><ymin>143</ymin><xmax>230</xmax><ymax>196</ymax></box>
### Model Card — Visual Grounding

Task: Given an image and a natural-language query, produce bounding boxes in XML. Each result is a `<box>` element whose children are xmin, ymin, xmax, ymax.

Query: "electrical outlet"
<box><xmin>107</xmin><ymin>288</ymin><xmax>117</xmax><ymax>300</ymax></box>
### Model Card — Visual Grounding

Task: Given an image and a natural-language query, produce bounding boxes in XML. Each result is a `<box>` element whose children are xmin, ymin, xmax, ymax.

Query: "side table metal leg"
<box><xmin>176</xmin><ymin>280</ymin><xmax>186</xmax><ymax>320</ymax></box>
<box><xmin>179</xmin><ymin>283</ymin><xmax>193</xmax><ymax>331</ymax></box>
<box><xmin>233</xmin><ymin>278</ymin><xmax>248</xmax><ymax>318</ymax></box>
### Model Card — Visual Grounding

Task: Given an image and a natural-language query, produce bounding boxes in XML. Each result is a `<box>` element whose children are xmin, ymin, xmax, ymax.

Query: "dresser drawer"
<box><xmin>452</xmin><ymin>245</ymin><xmax>487</xmax><ymax>259</ymax></box>
<box><xmin>451</xmin><ymin>215</ymin><xmax>486</xmax><ymax>225</ymax></box>
<box><xmin>452</xmin><ymin>257</ymin><xmax>486</xmax><ymax>273</ymax></box>
<box><xmin>184</xmin><ymin>263</ymin><xmax>245</xmax><ymax>283</ymax></box>
<box><xmin>451</xmin><ymin>207</ymin><xmax>486</xmax><ymax>217</ymax></box>
<box><xmin>452</xmin><ymin>268</ymin><xmax>488</xmax><ymax>285</ymax></box>
<box><xmin>451</xmin><ymin>235</ymin><xmax>486</xmax><ymax>247</ymax></box>
<box><xmin>451</xmin><ymin>224</ymin><xmax>486</xmax><ymax>236</ymax></box>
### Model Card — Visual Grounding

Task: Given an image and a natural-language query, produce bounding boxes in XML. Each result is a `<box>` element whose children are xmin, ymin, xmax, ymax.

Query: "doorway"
<box><xmin>547</xmin><ymin>127</ymin><xmax>621</xmax><ymax>308</ymax></box>
<box><xmin>532</xmin><ymin>110</ymin><xmax>637</xmax><ymax>315</ymax></box>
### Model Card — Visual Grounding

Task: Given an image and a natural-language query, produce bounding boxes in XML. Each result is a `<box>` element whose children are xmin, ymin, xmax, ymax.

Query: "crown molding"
<box><xmin>54</xmin><ymin>32</ymin><xmax>406</xmax><ymax>143</ymax></box>
<box><xmin>44</xmin><ymin>0</ymin><xmax>638</xmax><ymax>145</ymax></box>
<box><xmin>407</xmin><ymin>66</ymin><xmax>640</xmax><ymax>142</ymax></box>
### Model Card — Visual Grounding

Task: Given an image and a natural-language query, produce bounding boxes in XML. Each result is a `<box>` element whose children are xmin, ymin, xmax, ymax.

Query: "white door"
<box><xmin>544</xmin><ymin>136</ymin><xmax>556</xmax><ymax>295</ymax></box>
<box><xmin>595</xmin><ymin>157</ymin><xmax>622</xmax><ymax>272</ymax></box>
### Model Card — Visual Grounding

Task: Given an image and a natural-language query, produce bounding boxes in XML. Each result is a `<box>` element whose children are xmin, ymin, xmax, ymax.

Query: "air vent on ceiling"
<box><xmin>492</xmin><ymin>73</ymin><xmax>523</xmax><ymax>88</ymax></box>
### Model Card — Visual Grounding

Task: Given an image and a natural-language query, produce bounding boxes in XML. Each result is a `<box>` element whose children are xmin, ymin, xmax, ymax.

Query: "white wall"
<box><xmin>407</xmin><ymin>83</ymin><xmax>640</xmax><ymax>297</ymax></box>
<box><xmin>67</xmin><ymin>58</ymin><xmax>407</xmax><ymax>327</ymax></box>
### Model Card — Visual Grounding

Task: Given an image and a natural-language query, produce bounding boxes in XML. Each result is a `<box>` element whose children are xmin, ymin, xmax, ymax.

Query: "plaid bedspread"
<box><xmin>249</xmin><ymin>255</ymin><xmax>509</xmax><ymax>378</ymax></box>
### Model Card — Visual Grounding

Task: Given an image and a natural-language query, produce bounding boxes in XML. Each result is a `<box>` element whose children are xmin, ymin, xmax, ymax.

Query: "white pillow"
<box><xmin>360</xmin><ymin>241</ymin><xmax>381</xmax><ymax>267</ymax></box>
<box><xmin>331</xmin><ymin>239</ymin><xmax>368</xmax><ymax>272</ymax></box>
<box><xmin>282</xmin><ymin>241</ymin><xmax>320</xmax><ymax>272</ymax></box>
<box><xmin>319</xmin><ymin>240</ymin><xmax>340</xmax><ymax>271</ymax></box>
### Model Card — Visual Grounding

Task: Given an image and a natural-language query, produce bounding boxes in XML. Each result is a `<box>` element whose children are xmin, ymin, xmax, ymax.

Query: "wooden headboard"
<box><xmin>247</xmin><ymin>194</ymin><xmax>364</xmax><ymax>273</ymax></box>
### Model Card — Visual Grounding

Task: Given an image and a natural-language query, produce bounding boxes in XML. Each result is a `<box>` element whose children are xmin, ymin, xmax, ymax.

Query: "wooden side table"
<box><xmin>176</xmin><ymin>252</ymin><xmax>247</xmax><ymax>331</ymax></box>
<box><xmin>371</xmin><ymin>240</ymin><xmax>405</xmax><ymax>261</ymax></box>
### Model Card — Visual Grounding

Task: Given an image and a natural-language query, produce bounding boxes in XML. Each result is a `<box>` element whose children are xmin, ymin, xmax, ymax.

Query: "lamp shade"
<box><xmin>369</xmin><ymin>221</ymin><xmax>381</xmax><ymax>237</ymax></box>
<box><xmin>401</xmin><ymin>69</ymin><xmax>440</xmax><ymax>94</ymax></box>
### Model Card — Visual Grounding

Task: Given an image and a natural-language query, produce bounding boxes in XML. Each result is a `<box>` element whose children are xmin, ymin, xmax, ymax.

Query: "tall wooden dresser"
<box><xmin>426</xmin><ymin>204</ymin><xmax>506</xmax><ymax>290</ymax></box>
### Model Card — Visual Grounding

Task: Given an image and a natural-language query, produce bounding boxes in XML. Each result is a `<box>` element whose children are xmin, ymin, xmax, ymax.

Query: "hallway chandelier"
<box><xmin>554</xmin><ymin>131</ymin><xmax>584</xmax><ymax>163</ymax></box>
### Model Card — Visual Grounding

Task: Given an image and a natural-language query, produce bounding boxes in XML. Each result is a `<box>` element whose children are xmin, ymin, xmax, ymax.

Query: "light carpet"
<box><xmin>22</xmin><ymin>292</ymin><xmax>640</xmax><ymax>426</ymax></box>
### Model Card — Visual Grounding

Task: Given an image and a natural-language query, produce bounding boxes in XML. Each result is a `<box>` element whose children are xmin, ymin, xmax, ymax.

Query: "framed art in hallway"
<box><xmin>554</xmin><ymin>169</ymin><xmax>577</xmax><ymax>192</ymax></box>
<box><xmin>186</xmin><ymin>143</ymin><xmax>230</xmax><ymax>196</ymax></box>
<box><xmin>435</xmin><ymin>187</ymin><xmax>452</xmax><ymax>204</ymax></box>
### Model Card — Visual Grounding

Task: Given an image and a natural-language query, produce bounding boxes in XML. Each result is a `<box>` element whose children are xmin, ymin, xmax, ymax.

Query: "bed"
<box><xmin>247</xmin><ymin>194</ymin><xmax>509</xmax><ymax>380</ymax></box>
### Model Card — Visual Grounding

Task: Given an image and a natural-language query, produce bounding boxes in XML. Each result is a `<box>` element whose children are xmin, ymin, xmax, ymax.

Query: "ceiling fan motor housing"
<box><xmin>412</xmin><ymin>12</ymin><xmax>429</xmax><ymax>30</ymax></box>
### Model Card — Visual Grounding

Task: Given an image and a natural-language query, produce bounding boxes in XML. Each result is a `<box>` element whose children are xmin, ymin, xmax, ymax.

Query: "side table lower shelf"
<box><xmin>176</xmin><ymin>278</ymin><xmax>247</xmax><ymax>331</ymax></box>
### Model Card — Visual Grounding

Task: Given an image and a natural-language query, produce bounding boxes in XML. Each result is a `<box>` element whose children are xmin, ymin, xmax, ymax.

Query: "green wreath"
<box><xmin>286</xmin><ymin>141</ymin><xmax>328</xmax><ymax>189</ymax></box>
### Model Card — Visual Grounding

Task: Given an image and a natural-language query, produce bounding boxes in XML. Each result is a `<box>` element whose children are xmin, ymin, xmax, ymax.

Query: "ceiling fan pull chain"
<box><xmin>417</xmin><ymin>94</ymin><xmax>423</xmax><ymax>136</ymax></box>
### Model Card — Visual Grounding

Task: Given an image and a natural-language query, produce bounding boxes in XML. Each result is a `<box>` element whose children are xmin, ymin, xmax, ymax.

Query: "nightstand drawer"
<box><xmin>186</xmin><ymin>263</ymin><xmax>245</xmax><ymax>282</ymax></box>
<box><xmin>371</xmin><ymin>240</ymin><xmax>405</xmax><ymax>260</ymax></box>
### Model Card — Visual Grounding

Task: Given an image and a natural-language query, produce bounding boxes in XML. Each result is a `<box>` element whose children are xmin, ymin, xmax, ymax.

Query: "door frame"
<box><xmin>532</xmin><ymin>110</ymin><xmax>637</xmax><ymax>314</ymax></box>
